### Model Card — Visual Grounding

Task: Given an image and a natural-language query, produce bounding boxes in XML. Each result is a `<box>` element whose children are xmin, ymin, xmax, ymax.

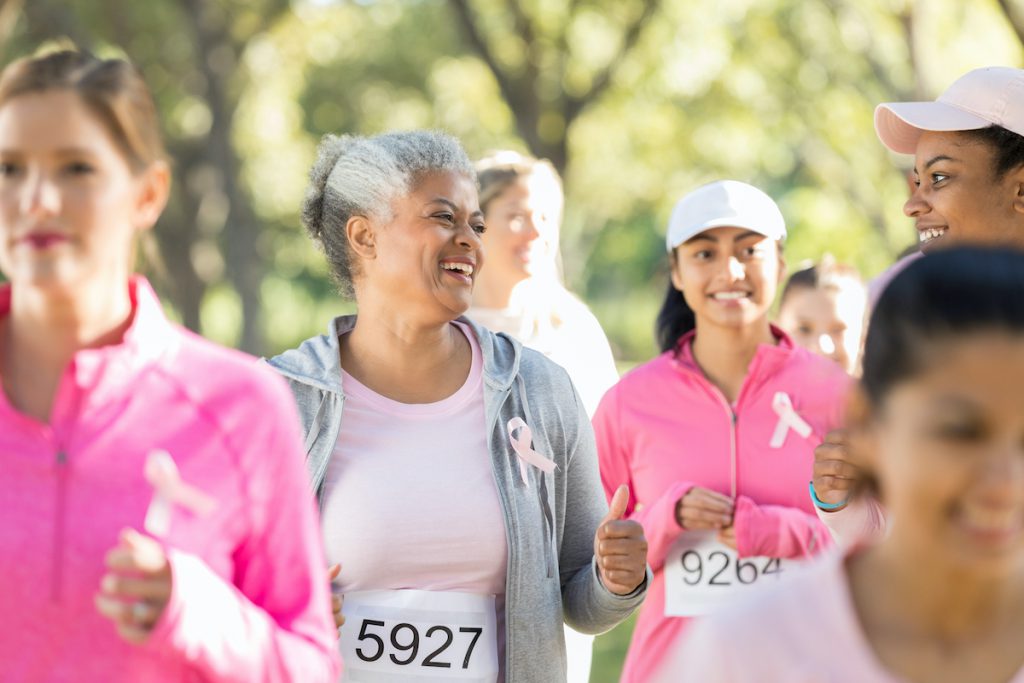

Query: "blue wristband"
<box><xmin>808</xmin><ymin>481</ymin><xmax>847</xmax><ymax>511</ymax></box>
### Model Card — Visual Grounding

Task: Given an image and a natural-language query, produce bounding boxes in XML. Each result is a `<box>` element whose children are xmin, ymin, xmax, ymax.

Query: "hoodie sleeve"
<box><xmin>593</xmin><ymin>386</ymin><xmax>696</xmax><ymax>572</ymax></box>
<box><xmin>815</xmin><ymin>496</ymin><xmax>888</xmax><ymax>547</ymax></box>
<box><xmin>149</xmin><ymin>372</ymin><xmax>341</xmax><ymax>682</ymax></box>
<box><xmin>559</xmin><ymin>378</ymin><xmax>649</xmax><ymax>635</ymax></box>
<box><xmin>732</xmin><ymin>495</ymin><xmax>833</xmax><ymax>559</ymax></box>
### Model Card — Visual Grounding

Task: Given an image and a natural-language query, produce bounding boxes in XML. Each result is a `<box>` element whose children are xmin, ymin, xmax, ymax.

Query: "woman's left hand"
<box><xmin>594</xmin><ymin>485</ymin><xmax>648</xmax><ymax>595</ymax></box>
<box><xmin>94</xmin><ymin>528</ymin><xmax>173</xmax><ymax>644</ymax></box>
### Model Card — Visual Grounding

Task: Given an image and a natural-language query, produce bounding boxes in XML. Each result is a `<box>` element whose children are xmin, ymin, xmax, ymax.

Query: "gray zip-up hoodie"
<box><xmin>267</xmin><ymin>314</ymin><xmax>648</xmax><ymax>682</ymax></box>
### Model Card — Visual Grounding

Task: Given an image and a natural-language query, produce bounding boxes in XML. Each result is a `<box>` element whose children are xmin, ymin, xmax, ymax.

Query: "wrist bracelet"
<box><xmin>808</xmin><ymin>481</ymin><xmax>847</xmax><ymax>511</ymax></box>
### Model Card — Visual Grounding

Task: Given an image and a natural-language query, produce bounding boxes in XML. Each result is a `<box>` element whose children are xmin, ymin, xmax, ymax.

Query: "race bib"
<box><xmin>340</xmin><ymin>589</ymin><xmax>499</xmax><ymax>682</ymax></box>
<box><xmin>663</xmin><ymin>531</ymin><xmax>792</xmax><ymax>617</ymax></box>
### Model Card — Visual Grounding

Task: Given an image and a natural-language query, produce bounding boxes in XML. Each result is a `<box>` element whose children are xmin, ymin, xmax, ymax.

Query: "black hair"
<box><xmin>655</xmin><ymin>281</ymin><xmax>696</xmax><ymax>353</ymax></box>
<box><xmin>862</xmin><ymin>246</ymin><xmax>1024</xmax><ymax>406</ymax></box>
<box><xmin>962</xmin><ymin>125</ymin><xmax>1024</xmax><ymax>179</ymax></box>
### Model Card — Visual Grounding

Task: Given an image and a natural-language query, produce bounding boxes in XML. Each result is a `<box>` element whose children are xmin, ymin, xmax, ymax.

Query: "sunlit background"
<box><xmin>4</xmin><ymin>0</ymin><xmax>1022</xmax><ymax>677</ymax></box>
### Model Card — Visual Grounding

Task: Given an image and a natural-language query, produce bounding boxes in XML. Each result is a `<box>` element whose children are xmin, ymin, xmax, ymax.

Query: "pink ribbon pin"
<box><xmin>769</xmin><ymin>392</ymin><xmax>812</xmax><ymax>449</ymax></box>
<box><xmin>507</xmin><ymin>417</ymin><xmax>557</xmax><ymax>486</ymax></box>
<box><xmin>143</xmin><ymin>450</ymin><xmax>217</xmax><ymax>538</ymax></box>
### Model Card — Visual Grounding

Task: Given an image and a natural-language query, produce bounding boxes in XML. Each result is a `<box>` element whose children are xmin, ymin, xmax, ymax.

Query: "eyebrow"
<box><xmin>914</xmin><ymin>155</ymin><xmax>958</xmax><ymax>174</ymax></box>
<box><xmin>0</xmin><ymin>146</ymin><xmax>100</xmax><ymax>157</ymax></box>
<box><xmin>686</xmin><ymin>230</ymin><xmax>764</xmax><ymax>244</ymax></box>
<box><xmin>430</xmin><ymin>197</ymin><xmax>484</xmax><ymax>219</ymax></box>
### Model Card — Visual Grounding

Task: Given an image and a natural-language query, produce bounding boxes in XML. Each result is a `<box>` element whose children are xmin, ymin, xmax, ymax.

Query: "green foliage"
<box><xmin>8</xmin><ymin>0</ymin><xmax>1024</xmax><ymax>362</ymax></box>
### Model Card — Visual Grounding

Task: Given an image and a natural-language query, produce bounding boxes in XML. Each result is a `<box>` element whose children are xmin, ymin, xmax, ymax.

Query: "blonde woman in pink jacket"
<box><xmin>0</xmin><ymin>50</ymin><xmax>340</xmax><ymax>681</ymax></box>
<box><xmin>593</xmin><ymin>181</ymin><xmax>850</xmax><ymax>682</ymax></box>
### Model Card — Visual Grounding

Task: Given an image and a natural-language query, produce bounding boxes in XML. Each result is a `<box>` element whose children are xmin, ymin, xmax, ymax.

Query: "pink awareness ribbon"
<box><xmin>143</xmin><ymin>450</ymin><xmax>217</xmax><ymax>538</ymax></box>
<box><xmin>769</xmin><ymin>391</ymin><xmax>813</xmax><ymax>449</ymax></box>
<box><xmin>507</xmin><ymin>417</ymin><xmax>557</xmax><ymax>487</ymax></box>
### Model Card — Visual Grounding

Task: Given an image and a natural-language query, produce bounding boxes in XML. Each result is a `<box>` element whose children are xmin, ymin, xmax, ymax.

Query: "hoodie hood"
<box><xmin>267</xmin><ymin>314</ymin><xmax>525</xmax><ymax>395</ymax></box>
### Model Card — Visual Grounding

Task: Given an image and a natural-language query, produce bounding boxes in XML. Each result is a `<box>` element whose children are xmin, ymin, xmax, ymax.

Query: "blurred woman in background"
<box><xmin>468</xmin><ymin>151</ymin><xmax>618</xmax><ymax>418</ymax></box>
<box><xmin>776</xmin><ymin>256</ymin><xmax>867</xmax><ymax>375</ymax></box>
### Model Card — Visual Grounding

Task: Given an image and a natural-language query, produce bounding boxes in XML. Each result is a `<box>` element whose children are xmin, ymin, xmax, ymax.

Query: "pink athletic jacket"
<box><xmin>593</xmin><ymin>327</ymin><xmax>850</xmax><ymax>682</ymax></box>
<box><xmin>0</xmin><ymin>278</ymin><xmax>341</xmax><ymax>682</ymax></box>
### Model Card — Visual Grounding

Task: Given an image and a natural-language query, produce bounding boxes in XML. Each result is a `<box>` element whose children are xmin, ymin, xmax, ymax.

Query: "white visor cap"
<box><xmin>666</xmin><ymin>180</ymin><xmax>786</xmax><ymax>252</ymax></box>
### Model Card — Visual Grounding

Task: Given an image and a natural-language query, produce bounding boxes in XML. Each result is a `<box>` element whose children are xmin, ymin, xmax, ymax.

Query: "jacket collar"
<box><xmin>671</xmin><ymin>324</ymin><xmax>796</xmax><ymax>385</ymax></box>
<box><xmin>267</xmin><ymin>313</ymin><xmax>525</xmax><ymax>395</ymax></box>
<box><xmin>0</xmin><ymin>276</ymin><xmax>178</xmax><ymax>407</ymax></box>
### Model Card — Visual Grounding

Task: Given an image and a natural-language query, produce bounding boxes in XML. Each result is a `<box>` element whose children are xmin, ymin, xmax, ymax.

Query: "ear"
<box><xmin>346</xmin><ymin>215</ymin><xmax>377</xmax><ymax>262</ymax></box>
<box><xmin>1011</xmin><ymin>169</ymin><xmax>1024</xmax><ymax>216</ymax></box>
<box><xmin>668</xmin><ymin>250</ymin><xmax>685</xmax><ymax>292</ymax></box>
<box><xmin>133</xmin><ymin>161</ymin><xmax>170</xmax><ymax>231</ymax></box>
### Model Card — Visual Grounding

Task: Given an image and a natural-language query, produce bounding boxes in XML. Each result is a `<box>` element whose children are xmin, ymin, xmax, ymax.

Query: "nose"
<box><xmin>817</xmin><ymin>334</ymin><xmax>837</xmax><ymax>356</ymax></box>
<box><xmin>455</xmin><ymin>220</ymin><xmax>484</xmax><ymax>251</ymax></box>
<box><xmin>725</xmin><ymin>255</ymin><xmax>744</xmax><ymax>281</ymax></box>
<box><xmin>21</xmin><ymin>169</ymin><xmax>60</xmax><ymax>218</ymax></box>
<box><xmin>903</xmin><ymin>185</ymin><xmax>929</xmax><ymax>218</ymax></box>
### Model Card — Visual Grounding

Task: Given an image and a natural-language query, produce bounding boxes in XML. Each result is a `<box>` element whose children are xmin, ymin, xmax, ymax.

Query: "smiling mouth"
<box><xmin>918</xmin><ymin>226</ymin><xmax>948</xmax><ymax>245</ymax></box>
<box><xmin>710</xmin><ymin>291</ymin><xmax>750</xmax><ymax>301</ymax></box>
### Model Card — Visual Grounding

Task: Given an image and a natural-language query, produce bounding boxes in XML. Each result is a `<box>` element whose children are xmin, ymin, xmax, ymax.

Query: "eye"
<box><xmin>934</xmin><ymin>421</ymin><xmax>985</xmax><ymax>442</ymax></box>
<box><xmin>433</xmin><ymin>212</ymin><xmax>455</xmax><ymax>224</ymax></box>
<box><xmin>797</xmin><ymin>324</ymin><xmax>813</xmax><ymax>335</ymax></box>
<box><xmin>64</xmin><ymin>161</ymin><xmax>95</xmax><ymax>176</ymax></box>
<box><xmin>0</xmin><ymin>161</ymin><xmax>22</xmax><ymax>176</ymax></box>
<box><xmin>931</xmin><ymin>172</ymin><xmax>949</xmax><ymax>185</ymax></box>
<box><xmin>693</xmin><ymin>249</ymin><xmax>713</xmax><ymax>261</ymax></box>
<box><xmin>473</xmin><ymin>222</ymin><xmax>487</xmax><ymax>234</ymax></box>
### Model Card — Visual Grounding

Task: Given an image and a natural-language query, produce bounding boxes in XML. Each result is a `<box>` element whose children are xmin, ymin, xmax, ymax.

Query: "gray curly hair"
<box><xmin>301</xmin><ymin>130</ymin><xmax>476</xmax><ymax>297</ymax></box>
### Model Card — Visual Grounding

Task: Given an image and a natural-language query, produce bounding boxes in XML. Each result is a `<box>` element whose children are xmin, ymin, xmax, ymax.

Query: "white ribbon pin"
<box><xmin>769</xmin><ymin>392</ymin><xmax>812</xmax><ymax>449</ymax></box>
<box><xmin>507</xmin><ymin>417</ymin><xmax>557</xmax><ymax>486</ymax></box>
<box><xmin>143</xmin><ymin>450</ymin><xmax>217</xmax><ymax>538</ymax></box>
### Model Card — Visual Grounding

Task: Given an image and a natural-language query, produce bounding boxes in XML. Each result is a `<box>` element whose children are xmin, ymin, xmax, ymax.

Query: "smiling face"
<box><xmin>906</xmin><ymin>131</ymin><xmax>1024</xmax><ymax>253</ymax></box>
<box><xmin>0</xmin><ymin>90</ymin><xmax>163</xmax><ymax>293</ymax></box>
<box><xmin>778</xmin><ymin>282</ymin><xmax>866</xmax><ymax>374</ymax></box>
<box><xmin>480</xmin><ymin>175</ymin><xmax>557</xmax><ymax>292</ymax></box>
<box><xmin>363</xmin><ymin>169</ymin><xmax>485</xmax><ymax>321</ymax></box>
<box><xmin>670</xmin><ymin>226</ymin><xmax>783</xmax><ymax>332</ymax></box>
<box><xmin>858</xmin><ymin>332</ymin><xmax>1024</xmax><ymax>578</ymax></box>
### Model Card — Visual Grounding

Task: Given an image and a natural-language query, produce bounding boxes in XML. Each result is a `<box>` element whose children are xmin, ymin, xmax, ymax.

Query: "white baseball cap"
<box><xmin>875</xmin><ymin>67</ymin><xmax>1024</xmax><ymax>154</ymax></box>
<box><xmin>665</xmin><ymin>180</ymin><xmax>786</xmax><ymax>252</ymax></box>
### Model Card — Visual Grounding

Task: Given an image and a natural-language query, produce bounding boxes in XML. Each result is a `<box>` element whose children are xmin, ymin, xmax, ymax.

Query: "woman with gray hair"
<box><xmin>267</xmin><ymin>130</ymin><xmax>649</xmax><ymax>682</ymax></box>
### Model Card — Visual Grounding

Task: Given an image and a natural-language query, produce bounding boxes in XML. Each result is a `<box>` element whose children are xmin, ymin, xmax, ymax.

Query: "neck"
<box><xmin>472</xmin><ymin>269</ymin><xmax>522</xmax><ymax>310</ymax></box>
<box><xmin>342</xmin><ymin>294</ymin><xmax>470</xmax><ymax>403</ymax></box>
<box><xmin>851</xmin><ymin>537</ymin><xmax>1024</xmax><ymax>641</ymax></box>
<box><xmin>1</xmin><ymin>277</ymin><xmax>134</xmax><ymax>420</ymax></box>
<box><xmin>690</xmin><ymin>317</ymin><xmax>775</xmax><ymax>403</ymax></box>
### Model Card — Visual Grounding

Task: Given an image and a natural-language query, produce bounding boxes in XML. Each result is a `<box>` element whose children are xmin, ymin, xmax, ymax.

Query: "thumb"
<box><xmin>327</xmin><ymin>563</ymin><xmax>342</xmax><ymax>582</ymax></box>
<box><xmin>602</xmin><ymin>485</ymin><xmax>630</xmax><ymax>524</ymax></box>
<box><xmin>119</xmin><ymin>528</ymin><xmax>166</xmax><ymax>572</ymax></box>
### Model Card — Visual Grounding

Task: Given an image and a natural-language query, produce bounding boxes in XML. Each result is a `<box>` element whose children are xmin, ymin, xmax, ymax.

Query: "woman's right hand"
<box><xmin>328</xmin><ymin>563</ymin><xmax>344</xmax><ymax>635</ymax></box>
<box><xmin>812</xmin><ymin>429</ymin><xmax>858</xmax><ymax>511</ymax></box>
<box><xmin>675</xmin><ymin>487</ymin><xmax>734</xmax><ymax>530</ymax></box>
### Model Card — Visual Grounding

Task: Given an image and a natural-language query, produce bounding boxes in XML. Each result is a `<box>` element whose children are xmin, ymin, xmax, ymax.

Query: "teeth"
<box><xmin>962</xmin><ymin>506</ymin><xmax>1021</xmax><ymax>533</ymax></box>
<box><xmin>919</xmin><ymin>227</ymin><xmax>947</xmax><ymax>243</ymax></box>
<box><xmin>712</xmin><ymin>291</ymin><xmax>747</xmax><ymax>300</ymax></box>
<box><xmin>442</xmin><ymin>262</ymin><xmax>473</xmax><ymax>275</ymax></box>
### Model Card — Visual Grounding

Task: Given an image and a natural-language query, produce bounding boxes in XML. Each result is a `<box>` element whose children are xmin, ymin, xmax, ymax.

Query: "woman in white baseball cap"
<box><xmin>813</xmin><ymin>67</ymin><xmax>1024</xmax><ymax>547</ymax></box>
<box><xmin>876</xmin><ymin>66</ymin><xmax>1024</xmax><ymax>253</ymax></box>
<box><xmin>592</xmin><ymin>180</ymin><xmax>851</xmax><ymax>682</ymax></box>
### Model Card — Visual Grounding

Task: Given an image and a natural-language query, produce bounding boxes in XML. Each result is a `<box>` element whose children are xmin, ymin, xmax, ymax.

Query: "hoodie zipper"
<box><xmin>707</xmin><ymin>390</ymin><xmax>739</xmax><ymax>499</ymax></box>
<box><xmin>52</xmin><ymin>449</ymin><xmax>68</xmax><ymax>603</ymax></box>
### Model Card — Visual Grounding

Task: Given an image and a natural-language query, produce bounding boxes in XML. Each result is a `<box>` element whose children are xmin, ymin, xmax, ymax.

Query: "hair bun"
<box><xmin>301</xmin><ymin>134</ymin><xmax>352</xmax><ymax>241</ymax></box>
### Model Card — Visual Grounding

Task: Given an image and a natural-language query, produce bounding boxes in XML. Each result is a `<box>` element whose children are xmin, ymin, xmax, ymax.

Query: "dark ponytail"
<box><xmin>655</xmin><ymin>281</ymin><xmax>695</xmax><ymax>353</ymax></box>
